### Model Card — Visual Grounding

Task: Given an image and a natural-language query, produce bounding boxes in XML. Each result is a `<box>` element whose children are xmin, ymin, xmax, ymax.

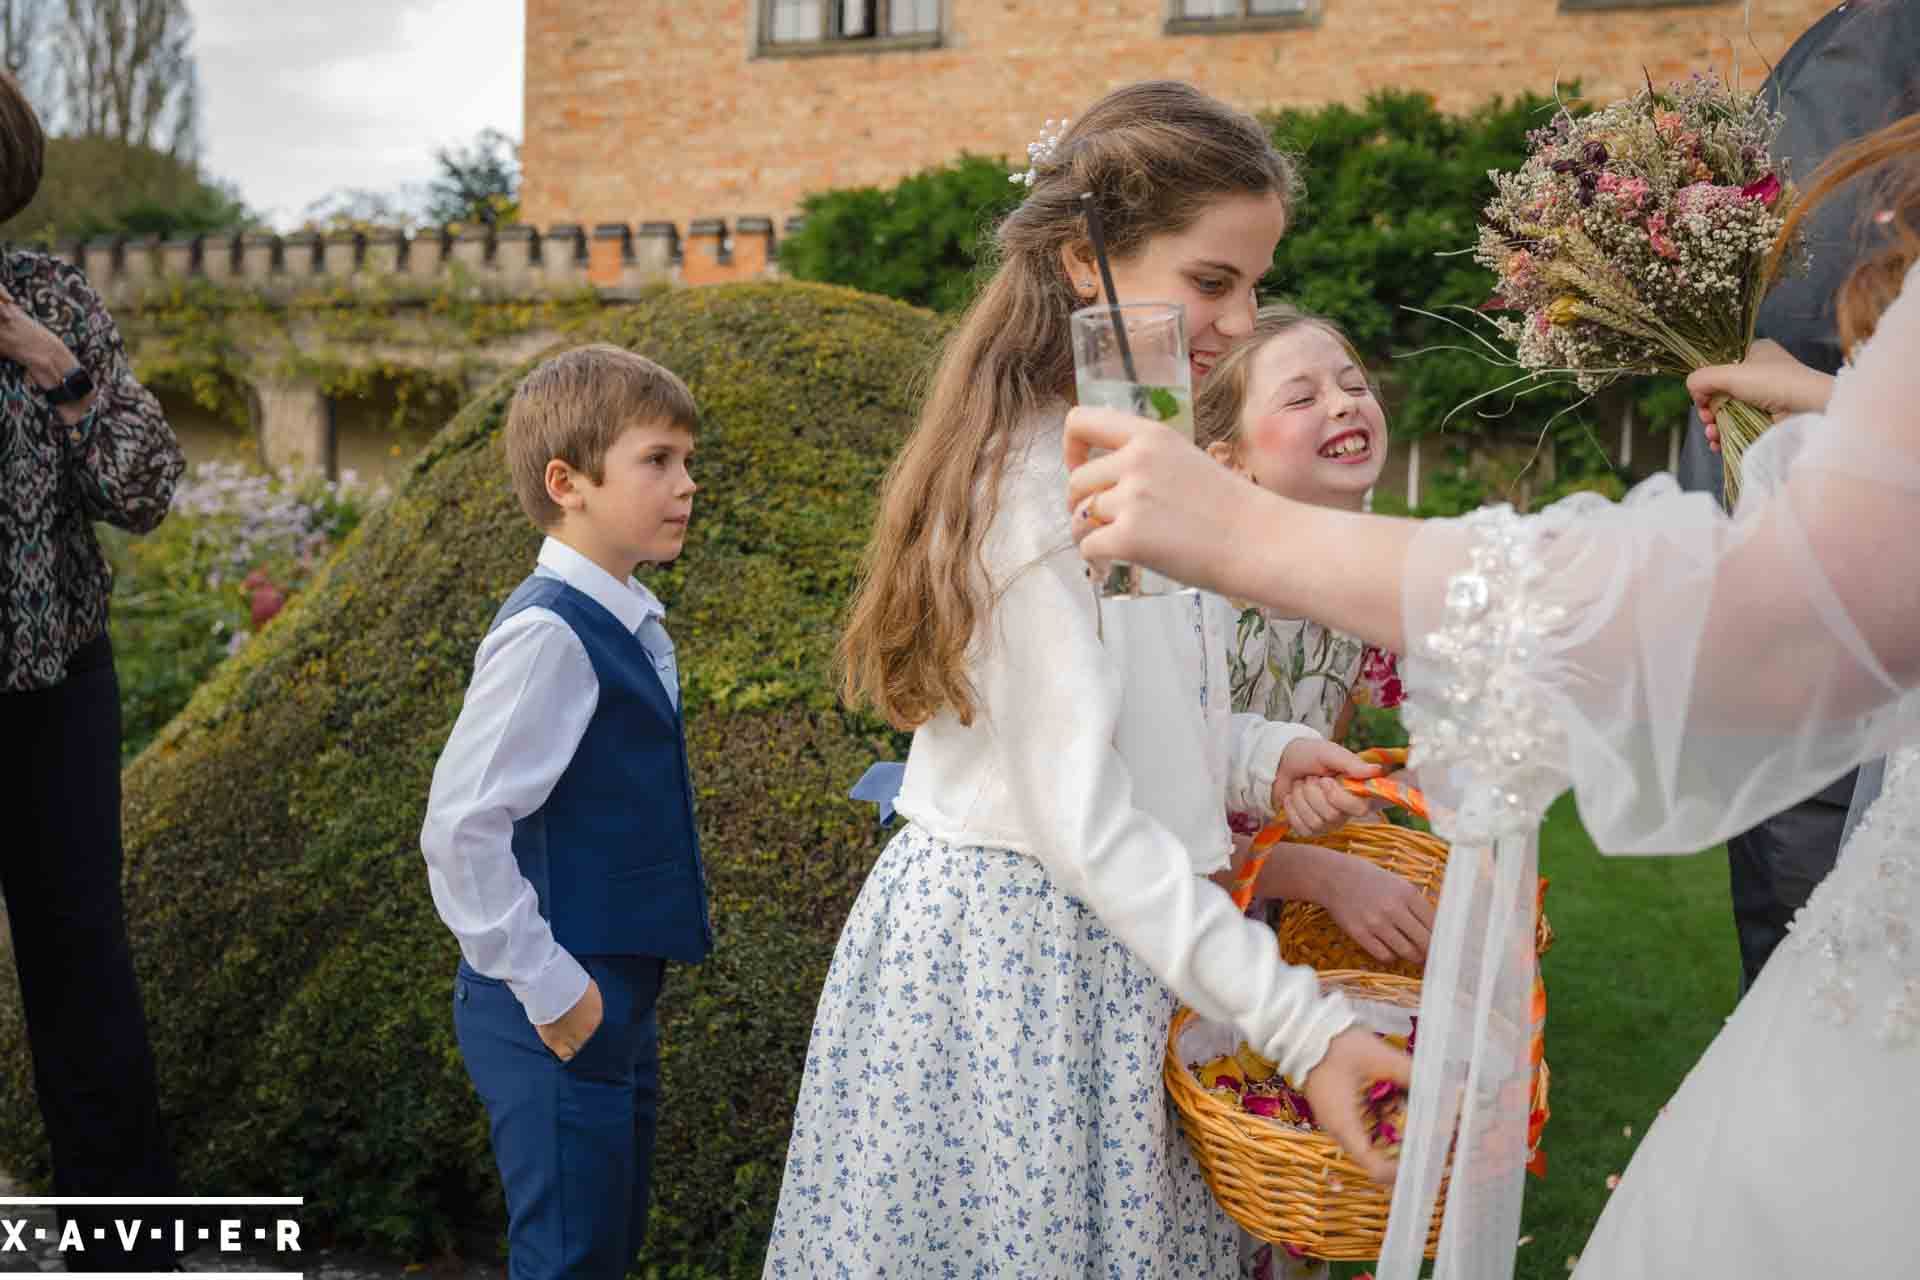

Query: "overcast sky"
<box><xmin>192</xmin><ymin>0</ymin><xmax>525</xmax><ymax>230</ymax></box>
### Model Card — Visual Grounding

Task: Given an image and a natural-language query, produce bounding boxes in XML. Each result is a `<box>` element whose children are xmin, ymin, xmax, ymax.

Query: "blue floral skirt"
<box><xmin>764</xmin><ymin>822</ymin><xmax>1240</xmax><ymax>1278</ymax></box>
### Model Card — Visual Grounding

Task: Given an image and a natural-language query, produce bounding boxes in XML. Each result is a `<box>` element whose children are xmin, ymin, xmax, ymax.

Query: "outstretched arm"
<box><xmin>1067</xmin><ymin>261</ymin><xmax>1920</xmax><ymax>853</ymax></box>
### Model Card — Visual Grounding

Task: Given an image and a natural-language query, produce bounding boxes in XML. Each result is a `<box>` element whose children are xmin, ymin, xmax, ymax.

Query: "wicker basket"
<box><xmin>1257</xmin><ymin>763</ymin><xmax>1557</xmax><ymax>1179</ymax></box>
<box><xmin>1276</xmin><ymin>832</ymin><xmax>1557</xmax><ymax>976</ymax></box>
<box><xmin>1165</xmin><ymin>971</ymin><xmax>1445</xmax><ymax>1259</ymax></box>
<box><xmin>1232</xmin><ymin>747</ymin><xmax>1555</xmax><ymax>974</ymax></box>
<box><xmin>1172</xmin><ymin>755</ymin><xmax>1557</xmax><ymax>1256</ymax></box>
<box><xmin>1276</xmin><ymin>823</ymin><xmax>1452</xmax><ymax>979</ymax></box>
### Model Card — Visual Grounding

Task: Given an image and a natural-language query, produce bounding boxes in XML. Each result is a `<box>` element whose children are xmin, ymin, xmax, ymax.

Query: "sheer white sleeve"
<box><xmin>1375</xmin><ymin>264</ymin><xmax>1920</xmax><ymax>1280</ymax></box>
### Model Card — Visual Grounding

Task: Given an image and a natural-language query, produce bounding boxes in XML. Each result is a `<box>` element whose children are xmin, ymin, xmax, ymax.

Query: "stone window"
<box><xmin>1166</xmin><ymin>0</ymin><xmax>1316</xmax><ymax>34</ymax></box>
<box><xmin>759</xmin><ymin>0</ymin><xmax>940</xmax><ymax>54</ymax></box>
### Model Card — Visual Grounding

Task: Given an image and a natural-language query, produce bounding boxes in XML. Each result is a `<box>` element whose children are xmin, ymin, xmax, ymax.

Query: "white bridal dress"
<box><xmin>1371</xmin><ymin>257</ymin><xmax>1920</xmax><ymax>1279</ymax></box>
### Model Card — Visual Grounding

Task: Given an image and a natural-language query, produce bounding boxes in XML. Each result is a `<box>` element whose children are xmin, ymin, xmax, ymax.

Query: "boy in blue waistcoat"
<box><xmin>422</xmin><ymin>344</ymin><xmax>710</xmax><ymax>1279</ymax></box>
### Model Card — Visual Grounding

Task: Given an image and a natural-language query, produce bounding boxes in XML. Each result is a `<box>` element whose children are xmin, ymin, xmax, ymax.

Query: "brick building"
<box><xmin>522</xmin><ymin>0</ymin><xmax>1834</xmax><ymax>236</ymax></box>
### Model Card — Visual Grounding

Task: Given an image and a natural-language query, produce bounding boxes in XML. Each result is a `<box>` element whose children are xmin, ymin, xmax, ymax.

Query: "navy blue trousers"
<box><xmin>454</xmin><ymin>956</ymin><xmax>664</xmax><ymax>1280</ymax></box>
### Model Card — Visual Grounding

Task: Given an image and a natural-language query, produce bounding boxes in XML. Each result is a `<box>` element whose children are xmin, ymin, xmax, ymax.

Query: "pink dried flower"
<box><xmin>1740</xmin><ymin>173</ymin><xmax>1782</xmax><ymax>206</ymax></box>
<box><xmin>1646</xmin><ymin>214</ymin><xmax>1679</xmax><ymax>261</ymax></box>
<box><xmin>1506</xmin><ymin>248</ymin><xmax>1536</xmax><ymax>288</ymax></box>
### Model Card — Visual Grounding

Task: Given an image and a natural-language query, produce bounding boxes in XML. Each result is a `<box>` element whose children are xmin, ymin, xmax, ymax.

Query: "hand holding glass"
<box><xmin>1070</xmin><ymin>301</ymin><xmax>1194</xmax><ymax>598</ymax></box>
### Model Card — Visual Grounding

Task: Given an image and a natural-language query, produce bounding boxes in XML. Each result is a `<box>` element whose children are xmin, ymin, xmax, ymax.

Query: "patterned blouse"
<box><xmin>1224</xmin><ymin>603</ymin><xmax>1402</xmax><ymax>735</ymax></box>
<box><xmin>0</xmin><ymin>248</ymin><xmax>182</xmax><ymax>691</ymax></box>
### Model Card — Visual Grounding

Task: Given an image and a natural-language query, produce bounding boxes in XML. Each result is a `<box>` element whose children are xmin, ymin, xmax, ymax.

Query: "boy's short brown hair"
<box><xmin>504</xmin><ymin>344</ymin><xmax>699</xmax><ymax>528</ymax></box>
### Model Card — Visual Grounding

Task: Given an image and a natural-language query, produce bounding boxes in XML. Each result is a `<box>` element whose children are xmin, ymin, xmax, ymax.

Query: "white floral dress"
<box><xmin>764</xmin><ymin>826</ymin><xmax>1241</xmax><ymax>1278</ymax></box>
<box><xmin>764</xmin><ymin>411</ymin><xmax>1350</xmax><ymax>1279</ymax></box>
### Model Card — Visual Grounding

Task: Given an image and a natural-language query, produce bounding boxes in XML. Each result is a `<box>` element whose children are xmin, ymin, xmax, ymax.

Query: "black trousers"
<box><xmin>1726</xmin><ymin>780</ymin><xmax>1853</xmax><ymax>992</ymax></box>
<box><xmin>1682</xmin><ymin>418</ymin><xmax>1858</xmax><ymax>993</ymax></box>
<box><xmin>3</xmin><ymin>633</ymin><xmax>177</xmax><ymax>1268</ymax></box>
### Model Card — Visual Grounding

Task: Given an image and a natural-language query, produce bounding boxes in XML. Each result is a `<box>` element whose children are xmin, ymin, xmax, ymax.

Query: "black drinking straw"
<box><xmin>1080</xmin><ymin>192</ymin><xmax>1139</xmax><ymax>384</ymax></box>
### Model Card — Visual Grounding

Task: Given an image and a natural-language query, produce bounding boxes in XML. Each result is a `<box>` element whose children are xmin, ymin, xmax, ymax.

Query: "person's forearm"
<box><xmin>1221</xmin><ymin>492</ymin><xmax>1421</xmax><ymax>654</ymax></box>
<box><xmin>1254</xmin><ymin>842</ymin><xmax>1343</xmax><ymax>906</ymax></box>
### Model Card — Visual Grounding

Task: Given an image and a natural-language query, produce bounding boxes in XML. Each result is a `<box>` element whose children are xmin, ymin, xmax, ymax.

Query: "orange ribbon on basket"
<box><xmin>1229</xmin><ymin>747</ymin><xmax>1420</xmax><ymax>912</ymax></box>
<box><xmin>1527</xmin><ymin>874</ymin><xmax>1552</xmax><ymax>1178</ymax></box>
<box><xmin>1225</xmin><ymin>745</ymin><xmax>1558</xmax><ymax>1181</ymax></box>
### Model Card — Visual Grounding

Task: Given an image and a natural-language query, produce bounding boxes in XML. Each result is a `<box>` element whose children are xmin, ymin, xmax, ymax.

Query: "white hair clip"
<box><xmin>1011</xmin><ymin>118</ymin><xmax>1069</xmax><ymax>188</ymax></box>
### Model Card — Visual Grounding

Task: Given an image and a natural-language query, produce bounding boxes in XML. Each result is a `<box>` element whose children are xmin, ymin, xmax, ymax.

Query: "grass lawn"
<box><xmin>1337</xmin><ymin>794</ymin><xmax>1741</xmax><ymax>1278</ymax></box>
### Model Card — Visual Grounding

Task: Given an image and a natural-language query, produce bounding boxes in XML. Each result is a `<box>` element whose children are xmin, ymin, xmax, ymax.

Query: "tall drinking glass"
<box><xmin>1070</xmin><ymin>301</ymin><xmax>1194</xmax><ymax>598</ymax></box>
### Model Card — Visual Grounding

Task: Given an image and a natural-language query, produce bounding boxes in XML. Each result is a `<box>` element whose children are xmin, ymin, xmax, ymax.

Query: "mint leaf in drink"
<box><xmin>1146</xmin><ymin>386</ymin><xmax>1180</xmax><ymax>422</ymax></box>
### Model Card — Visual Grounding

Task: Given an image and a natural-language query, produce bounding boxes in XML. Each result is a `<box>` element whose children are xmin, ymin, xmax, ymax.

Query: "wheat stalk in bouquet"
<box><xmin>1470</xmin><ymin>73</ymin><xmax>1805</xmax><ymax>508</ymax></box>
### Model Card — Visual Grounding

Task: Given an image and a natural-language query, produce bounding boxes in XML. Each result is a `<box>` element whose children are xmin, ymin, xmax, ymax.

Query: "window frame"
<box><xmin>754</xmin><ymin>0</ymin><xmax>942</xmax><ymax>58</ymax></box>
<box><xmin>1164</xmin><ymin>0</ymin><xmax>1317</xmax><ymax>36</ymax></box>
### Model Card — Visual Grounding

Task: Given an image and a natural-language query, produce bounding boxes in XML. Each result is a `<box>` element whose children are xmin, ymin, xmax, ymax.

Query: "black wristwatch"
<box><xmin>40</xmin><ymin>365</ymin><xmax>94</xmax><ymax>406</ymax></box>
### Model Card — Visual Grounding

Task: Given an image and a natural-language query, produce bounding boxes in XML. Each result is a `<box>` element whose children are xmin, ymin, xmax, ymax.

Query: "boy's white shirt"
<box><xmin>892</xmin><ymin>407</ymin><xmax>1357</xmax><ymax>1083</ymax></box>
<box><xmin>420</xmin><ymin>536</ymin><xmax>676</xmax><ymax>1026</ymax></box>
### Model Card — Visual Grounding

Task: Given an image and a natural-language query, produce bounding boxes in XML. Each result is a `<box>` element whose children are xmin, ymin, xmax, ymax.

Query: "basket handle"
<box><xmin>1229</xmin><ymin>747</ymin><xmax>1429</xmax><ymax>912</ymax></box>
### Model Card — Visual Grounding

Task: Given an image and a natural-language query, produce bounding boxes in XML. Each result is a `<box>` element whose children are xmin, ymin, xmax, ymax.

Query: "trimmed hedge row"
<box><xmin>0</xmin><ymin>282</ymin><xmax>934</xmax><ymax>1275</ymax></box>
<box><xmin>781</xmin><ymin>90</ymin><xmax>1686</xmax><ymax>509</ymax></box>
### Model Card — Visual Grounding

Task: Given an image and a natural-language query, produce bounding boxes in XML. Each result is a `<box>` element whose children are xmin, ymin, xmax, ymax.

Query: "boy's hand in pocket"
<box><xmin>537</xmin><ymin>977</ymin><xmax>604</xmax><ymax>1062</ymax></box>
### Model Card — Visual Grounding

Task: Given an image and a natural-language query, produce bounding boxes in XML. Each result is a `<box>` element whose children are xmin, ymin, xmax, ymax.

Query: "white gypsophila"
<box><xmin>169</xmin><ymin>460</ymin><xmax>390</xmax><ymax>584</ymax></box>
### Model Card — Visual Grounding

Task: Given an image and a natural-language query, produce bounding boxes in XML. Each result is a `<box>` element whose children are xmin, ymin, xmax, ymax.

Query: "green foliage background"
<box><xmin>0</xmin><ymin>283</ymin><xmax>932</xmax><ymax>1275</ymax></box>
<box><xmin>5</xmin><ymin>135</ymin><xmax>254</xmax><ymax>245</ymax></box>
<box><xmin>782</xmin><ymin>91</ymin><xmax>1692</xmax><ymax>514</ymax></box>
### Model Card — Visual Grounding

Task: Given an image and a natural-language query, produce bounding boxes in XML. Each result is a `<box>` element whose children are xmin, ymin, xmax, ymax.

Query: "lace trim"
<box><xmin>1789</xmin><ymin>746</ymin><xmax>1920</xmax><ymax>1047</ymax></box>
<box><xmin>1193</xmin><ymin>591</ymin><xmax>1210</xmax><ymax>711</ymax></box>
<box><xmin>1401</xmin><ymin>505</ymin><xmax>1570</xmax><ymax>845</ymax></box>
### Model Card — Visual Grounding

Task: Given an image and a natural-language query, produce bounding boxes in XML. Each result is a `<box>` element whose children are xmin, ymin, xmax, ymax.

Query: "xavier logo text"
<box><xmin>0</xmin><ymin>1197</ymin><xmax>305</xmax><ymax>1274</ymax></box>
<box><xmin>0</xmin><ymin>1215</ymin><xmax>301</xmax><ymax>1254</ymax></box>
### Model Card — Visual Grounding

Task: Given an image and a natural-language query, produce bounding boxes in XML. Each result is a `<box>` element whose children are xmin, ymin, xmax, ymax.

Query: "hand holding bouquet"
<box><xmin>1475</xmin><ymin>73</ymin><xmax>1804</xmax><ymax>508</ymax></box>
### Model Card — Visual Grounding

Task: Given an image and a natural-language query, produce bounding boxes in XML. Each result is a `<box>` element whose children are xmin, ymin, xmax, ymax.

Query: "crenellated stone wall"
<box><xmin>81</xmin><ymin>219</ymin><xmax>787</xmax><ymax>475</ymax></box>
<box><xmin>61</xmin><ymin>218</ymin><xmax>785</xmax><ymax>307</ymax></box>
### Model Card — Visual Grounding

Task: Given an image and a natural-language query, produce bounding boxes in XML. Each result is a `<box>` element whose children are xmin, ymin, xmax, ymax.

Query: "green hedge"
<box><xmin>779</xmin><ymin>153</ymin><xmax>1020</xmax><ymax>314</ymax></box>
<box><xmin>0</xmin><ymin>282</ymin><xmax>935</xmax><ymax>1276</ymax></box>
<box><xmin>783</xmin><ymin>91</ymin><xmax>1689</xmax><ymax>500</ymax></box>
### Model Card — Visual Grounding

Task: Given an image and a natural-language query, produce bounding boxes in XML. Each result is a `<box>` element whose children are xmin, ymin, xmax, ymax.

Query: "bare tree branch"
<box><xmin>54</xmin><ymin>0</ymin><xmax>197</xmax><ymax>156</ymax></box>
<box><xmin>0</xmin><ymin>0</ymin><xmax>59</xmax><ymax>115</ymax></box>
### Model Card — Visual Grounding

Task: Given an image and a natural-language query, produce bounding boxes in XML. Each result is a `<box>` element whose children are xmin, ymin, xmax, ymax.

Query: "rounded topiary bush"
<box><xmin>0</xmin><ymin>282</ymin><xmax>940</xmax><ymax>1274</ymax></box>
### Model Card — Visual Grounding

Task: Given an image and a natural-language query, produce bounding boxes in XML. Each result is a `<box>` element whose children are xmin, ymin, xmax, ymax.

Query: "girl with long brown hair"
<box><xmin>1065</xmin><ymin>110</ymin><xmax>1920</xmax><ymax>1278</ymax></box>
<box><xmin>765</xmin><ymin>82</ymin><xmax>1410</xmax><ymax>1277</ymax></box>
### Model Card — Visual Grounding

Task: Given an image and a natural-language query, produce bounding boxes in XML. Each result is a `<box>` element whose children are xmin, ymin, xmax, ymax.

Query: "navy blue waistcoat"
<box><xmin>490</xmin><ymin>574</ymin><xmax>711</xmax><ymax>964</ymax></box>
